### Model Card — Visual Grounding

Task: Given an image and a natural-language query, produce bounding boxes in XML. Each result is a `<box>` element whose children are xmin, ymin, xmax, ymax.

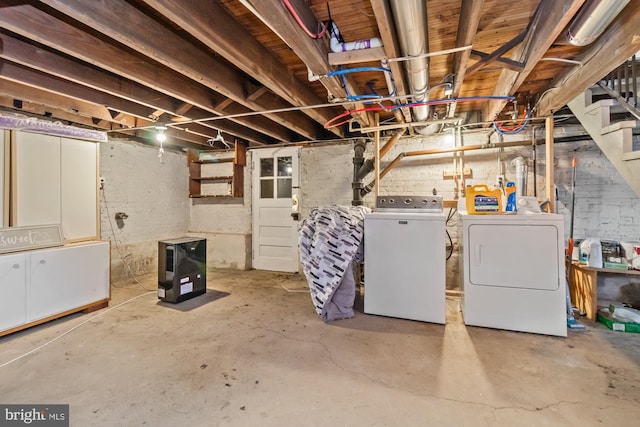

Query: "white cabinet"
<box><xmin>14</xmin><ymin>131</ymin><xmax>99</xmax><ymax>241</ymax></box>
<box><xmin>0</xmin><ymin>253</ymin><xmax>27</xmax><ymax>331</ymax></box>
<box><xmin>0</xmin><ymin>241</ymin><xmax>110</xmax><ymax>336</ymax></box>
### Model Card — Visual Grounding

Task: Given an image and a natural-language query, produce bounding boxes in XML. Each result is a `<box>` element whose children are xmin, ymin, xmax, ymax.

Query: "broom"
<box><xmin>566</xmin><ymin>157</ymin><xmax>585</xmax><ymax>329</ymax></box>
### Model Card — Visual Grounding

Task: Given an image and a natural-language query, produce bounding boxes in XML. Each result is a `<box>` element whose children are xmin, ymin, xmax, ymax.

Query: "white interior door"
<box><xmin>252</xmin><ymin>147</ymin><xmax>300</xmax><ymax>272</ymax></box>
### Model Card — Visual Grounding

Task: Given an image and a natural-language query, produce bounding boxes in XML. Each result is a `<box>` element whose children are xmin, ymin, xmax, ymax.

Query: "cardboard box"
<box><xmin>597</xmin><ymin>311</ymin><xmax>640</xmax><ymax>333</ymax></box>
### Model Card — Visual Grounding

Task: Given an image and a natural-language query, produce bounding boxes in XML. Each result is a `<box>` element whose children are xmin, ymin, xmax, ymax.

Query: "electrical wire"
<box><xmin>493</xmin><ymin>109</ymin><xmax>531</xmax><ymax>135</ymax></box>
<box><xmin>324</xmin><ymin>95</ymin><xmax>516</xmax><ymax>129</ymax></box>
<box><xmin>336</xmin><ymin>66</ymin><xmax>397</xmax><ymax>102</ymax></box>
<box><xmin>445</xmin><ymin>207</ymin><xmax>457</xmax><ymax>261</ymax></box>
<box><xmin>0</xmin><ymin>291</ymin><xmax>156</xmax><ymax>369</ymax></box>
<box><xmin>101</xmin><ymin>184</ymin><xmax>154</xmax><ymax>291</ymax></box>
<box><xmin>282</xmin><ymin>0</ymin><xmax>328</xmax><ymax>39</ymax></box>
<box><xmin>327</xmin><ymin>67</ymin><xmax>393</xmax><ymax>77</ymax></box>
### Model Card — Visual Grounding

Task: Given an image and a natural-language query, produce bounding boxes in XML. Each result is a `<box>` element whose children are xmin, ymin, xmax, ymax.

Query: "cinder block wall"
<box><xmin>99</xmin><ymin>138</ymin><xmax>190</xmax><ymax>282</ymax></box>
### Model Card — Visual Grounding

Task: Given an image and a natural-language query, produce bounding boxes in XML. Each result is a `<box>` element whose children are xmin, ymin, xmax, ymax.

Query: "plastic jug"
<box><xmin>465</xmin><ymin>185</ymin><xmax>502</xmax><ymax>214</ymax></box>
<box><xmin>505</xmin><ymin>182</ymin><xmax>517</xmax><ymax>212</ymax></box>
<box><xmin>579</xmin><ymin>238</ymin><xmax>603</xmax><ymax>267</ymax></box>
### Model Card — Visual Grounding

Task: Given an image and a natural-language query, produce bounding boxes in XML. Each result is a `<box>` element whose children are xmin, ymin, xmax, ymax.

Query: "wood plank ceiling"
<box><xmin>1</xmin><ymin>0</ymin><xmax>639</xmax><ymax>149</ymax></box>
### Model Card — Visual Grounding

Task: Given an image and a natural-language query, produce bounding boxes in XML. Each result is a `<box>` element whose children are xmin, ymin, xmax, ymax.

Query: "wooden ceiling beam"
<box><xmin>328</xmin><ymin>47</ymin><xmax>386</xmax><ymax>66</ymax></box>
<box><xmin>0</xmin><ymin>32</ymin><xmax>184</xmax><ymax>117</ymax></box>
<box><xmin>484</xmin><ymin>0</ymin><xmax>586</xmax><ymax>120</ymax></box>
<box><xmin>0</xmin><ymin>55</ymin><xmax>270</xmax><ymax>147</ymax></box>
<box><xmin>0</xmin><ymin>61</ymin><xmax>155</xmax><ymax>124</ymax></box>
<box><xmin>0</xmin><ymin>95</ymin><xmax>115</xmax><ymax>131</ymax></box>
<box><xmin>466</xmin><ymin>31</ymin><xmax>527</xmax><ymax>77</ymax></box>
<box><xmin>38</xmin><ymin>0</ymin><xmax>329</xmax><ymax>141</ymax></box>
<box><xmin>0</xmin><ymin>78</ymin><xmax>136</xmax><ymax>127</ymax></box>
<box><xmin>139</xmin><ymin>0</ymin><xmax>344</xmax><ymax>138</ymax></box>
<box><xmin>470</xmin><ymin>50</ymin><xmax>524</xmax><ymax>72</ymax></box>
<box><xmin>537</xmin><ymin>0</ymin><xmax>640</xmax><ymax>116</ymax></box>
<box><xmin>447</xmin><ymin>0</ymin><xmax>484</xmax><ymax>118</ymax></box>
<box><xmin>0</xmin><ymin>6</ymin><xmax>284</xmax><ymax>145</ymax></box>
<box><xmin>246</xmin><ymin>0</ymin><xmax>370</xmax><ymax>127</ymax></box>
<box><xmin>370</xmin><ymin>0</ymin><xmax>410</xmax><ymax>122</ymax></box>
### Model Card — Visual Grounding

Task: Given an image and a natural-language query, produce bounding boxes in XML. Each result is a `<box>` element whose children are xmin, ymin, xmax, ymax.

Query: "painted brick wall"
<box><xmin>100</xmin><ymin>138</ymin><xmax>190</xmax><ymax>282</ymax></box>
<box><xmin>189</xmin><ymin>150</ymin><xmax>252</xmax><ymax>270</ymax></box>
<box><xmin>299</xmin><ymin>143</ymin><xmax>354</xmax><ymax>217</ymax></box>
<box><xmin>298</xmin><ymin>131</ymin><xmax>640</xmax><ymax>290</ymax></box>
<box><xmin>102</xmin><ymin>130</ymin><xmax>639</xmax><ymax>288</ymax></box>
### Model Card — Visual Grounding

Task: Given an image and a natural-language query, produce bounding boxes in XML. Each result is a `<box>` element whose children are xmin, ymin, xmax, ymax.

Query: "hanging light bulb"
<box><xmin>155</xmin><ymin>125</ymin><xmax>167</xmax><ymax>143</ymax></box>
<box><xmin>155</xmin><ymin>125</ymin><xmax>166</xmax><ymax>162</ymax></box>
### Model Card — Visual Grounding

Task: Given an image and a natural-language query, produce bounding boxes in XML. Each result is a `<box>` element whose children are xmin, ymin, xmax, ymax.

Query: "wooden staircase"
<box><xmin>568</xmin><ymin>84</ymin><xmax>640</xmax><ymax>197</ymax></box>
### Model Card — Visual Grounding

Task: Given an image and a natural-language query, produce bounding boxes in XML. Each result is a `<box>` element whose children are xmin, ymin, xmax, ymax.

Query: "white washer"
<box><xmin>460</xmin><ymin>212</ymin><xmax>566</xmax><ymax>337</ymax></box>
<box><xmin>364</xmin><ymin>197</ymin><xmax>446</xmax><ymax>324</ymax></box>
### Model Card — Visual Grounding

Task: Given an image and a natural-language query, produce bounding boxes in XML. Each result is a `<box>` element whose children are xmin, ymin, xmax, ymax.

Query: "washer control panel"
<box><xmin>376</xmin><ymin>195</ymin><xmax>443</xmax><ymax>212</ymax></box>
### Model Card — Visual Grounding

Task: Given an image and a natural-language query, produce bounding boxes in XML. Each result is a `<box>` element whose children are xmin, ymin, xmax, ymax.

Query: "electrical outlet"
<box><xmin>100</xmin><ymin>176</ymin><xmax>105</xmax><ymax>189</ymax></box>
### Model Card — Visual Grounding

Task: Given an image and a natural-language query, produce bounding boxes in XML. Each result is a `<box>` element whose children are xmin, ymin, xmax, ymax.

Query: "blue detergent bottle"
<box><xmin>505</xmin><ymin>181</ymin><xmax>517</xmax><ymax>212</ymax></box>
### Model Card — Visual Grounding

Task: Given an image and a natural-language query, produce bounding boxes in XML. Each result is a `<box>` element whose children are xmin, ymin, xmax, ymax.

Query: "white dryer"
<box><xmin>460</xmin><ymin>212</ymin><xmax>566</xmax><ymax>337</ymax></box>
<box><xmin>364</xmin><ymin>196</ymin><xmax>446</xmax><ymax>324</ymax></box>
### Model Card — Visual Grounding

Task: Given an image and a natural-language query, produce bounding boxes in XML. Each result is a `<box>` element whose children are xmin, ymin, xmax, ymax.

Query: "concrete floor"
<box><xmin>1</xmin><ymin>269</ymin><xmax>639</xmax><ymax>426</ymax></box>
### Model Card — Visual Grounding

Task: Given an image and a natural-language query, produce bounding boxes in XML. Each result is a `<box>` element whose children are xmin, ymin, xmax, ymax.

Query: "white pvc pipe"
<box><xmin>329</xmin><ymin>22</ymin><xmax>382</xmax><ymax>53</ymax></box>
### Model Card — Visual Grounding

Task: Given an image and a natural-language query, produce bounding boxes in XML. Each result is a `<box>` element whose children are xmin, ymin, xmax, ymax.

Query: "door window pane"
<box><xmin>260</xmin><ymin>158</ymin><xmax>274</xmax><ymax>177</ymax></box>
<box><xmin>260</xmin><ymin>180</ymin><xmax>274</xmax><ymax>198</ymax></box>
<box><xmin>278</xmin><ymin>157</ymin><xmax>292</xmax><ymax>177</ymax></box>
<box><xmin>277</xmin><ymin>178</ymin><xmax>292</xmax><ymax>198</ymax></box>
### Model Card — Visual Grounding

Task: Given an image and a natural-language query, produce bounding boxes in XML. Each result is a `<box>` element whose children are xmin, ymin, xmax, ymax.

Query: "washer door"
<box><xmin>468</xmin><ymin>224</ymin><xmax>560</xmax><ymax>290</ymax></box>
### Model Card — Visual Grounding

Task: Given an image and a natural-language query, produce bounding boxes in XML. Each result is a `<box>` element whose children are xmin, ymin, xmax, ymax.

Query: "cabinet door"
<box><xmin>14</xmin><ymin>132</ymin><xmax>62</xmax><ymax>227</ymax></box>
<box><xmin>0</xmin><ymin>253</ymin><xmax>27</xmax><ymax>331</ymax></box>
<box><xmin>61</xmin><ymin>138</ymin><xmax>98</xmax><ymax>240</ymax></box>
<box><xmin>29</xmin><ymin>242</ymin><xmax>109</xmax><ymax>322</ymax></box>
<box><xmin>0</xmin><ymin>130</ymin><xmax>6</xmax><ymax>227</ymax></box>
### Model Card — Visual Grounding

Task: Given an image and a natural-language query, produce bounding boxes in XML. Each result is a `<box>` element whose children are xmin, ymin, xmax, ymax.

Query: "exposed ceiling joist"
<box><xmin>537</xmin><ymin>0</ymin><xmax>640</xmax><ymax>116</ymax></box>
<box><xmin>138</xmin><ymin>0</ymin><xmax>344</xmax><ymax>139</ymax></box>
<box><xmin>39</xmin><ymin>0</ymin><xmax>331</xmax><ymax>142</ymax></box>
<box><xmin>0</xmin><ymin>79</ymin><xmax>134</xmax><ymax>126</ymax></box>
<box><xmin>484</xmin><ymin>0</ymin><xmax>586</xmax><ymax>120</ymax></box>
<box><xmin>0</xmin><ymin>0</ymin><xmax>637</xmax><ymax>148</ymax></box>
<box><xmin>246</xmin><ymin>0</ymin><xmax>370</xmax><ymax>127</ymax></box>
<box><xmin>448</xmin><ymin>0</ymin><xmax>485</xmax><ymax>118</ymax></box>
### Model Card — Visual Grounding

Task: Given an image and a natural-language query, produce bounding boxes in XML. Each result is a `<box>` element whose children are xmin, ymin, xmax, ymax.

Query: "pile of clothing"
<box><xmin>298</xmin><ymin>205</ymin><xmax>370</xmax><ymax>321</ymax></box>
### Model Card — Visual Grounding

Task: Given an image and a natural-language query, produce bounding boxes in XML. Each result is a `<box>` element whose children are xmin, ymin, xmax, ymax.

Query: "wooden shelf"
<box><xmin>191</xmin><ymin>176</ymin><xmax>233</xmax><ymax>182</ymax></box>
<box><xmin>191</xmin><ymin>158</ymin><xmax>234</xmax><ymax>164</ymax></box>
<box><xmin>188</xmin><ymin>143</ymin><xmax>246</xmax><ymax>198</ymax></box>
<box><xmin>568</xmin><ymin>261</ymin><xmax>640</xmax><ymax>320</ymax></box>
<box><xmin>189</xmin><ymin>194</ymin><xmax>235</xmax><ymax>199</ymax></box>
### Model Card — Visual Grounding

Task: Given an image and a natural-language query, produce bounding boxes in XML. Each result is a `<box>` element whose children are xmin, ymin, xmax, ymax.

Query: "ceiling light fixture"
<box><xmin>209</xmin><ymin>129</ymin><xmax>231</xmax><ymax>150</ymax></box>
<box><xmin>155</xmin><ymin>125</ymin><xmax>167</xmax><ymax>161</ymax></box>
<box><xmin>155</xmin><ymin>125</ymin><xmax>167</xmax><ymax>143</ymax></box>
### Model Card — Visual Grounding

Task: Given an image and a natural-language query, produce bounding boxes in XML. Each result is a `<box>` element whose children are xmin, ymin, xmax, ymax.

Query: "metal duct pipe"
<box><xmin>512</xmin><ymin>156</ymin><xmax>527</xmax><ymax>197</ymax></box>
<box><xmin>566</xmin><ymin>0</ymin><xmax>630</xmax><ymax>46</ymax></box>
<box><xmin>389</xmin><ymin>0</ymin><xmax>437</xmax><ymax>135</ymax></box>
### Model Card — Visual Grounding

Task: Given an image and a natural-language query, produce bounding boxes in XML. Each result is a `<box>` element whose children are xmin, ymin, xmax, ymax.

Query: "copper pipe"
<box><xmin>380</xmin><ymin>139</ymin><xmax>536</xmax><ymax>178</ymax></box>
<box><xmin>379</xmin><ymin>128</ymin><xmax>406</xmax><ymax>158</ymax></box>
